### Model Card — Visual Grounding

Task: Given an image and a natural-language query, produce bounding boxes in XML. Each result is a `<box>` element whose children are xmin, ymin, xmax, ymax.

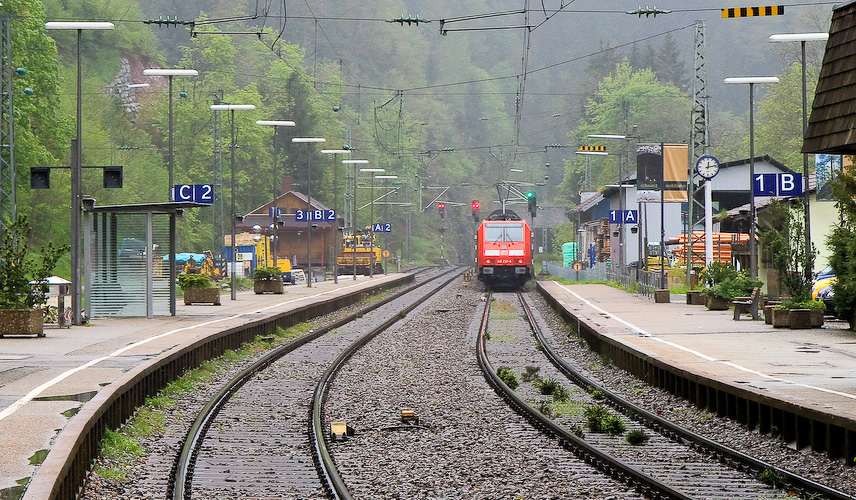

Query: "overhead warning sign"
<box><xmin>722</xmin><ymin>6</ymin><xmax>784</xmax><ymax>18</ymax></box>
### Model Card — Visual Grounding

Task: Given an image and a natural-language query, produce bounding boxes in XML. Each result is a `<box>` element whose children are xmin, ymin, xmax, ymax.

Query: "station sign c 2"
<box><xmin>174</xmin><ymin>184</ymin><xmax>214</xmax><ymax>204</ymax></box>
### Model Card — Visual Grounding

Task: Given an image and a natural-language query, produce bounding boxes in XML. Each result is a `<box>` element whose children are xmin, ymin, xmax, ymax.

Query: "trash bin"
<box><xmin>47</xmin><ymin>276</ymin><xmax>71</xmax><ymax>328</ymax></box>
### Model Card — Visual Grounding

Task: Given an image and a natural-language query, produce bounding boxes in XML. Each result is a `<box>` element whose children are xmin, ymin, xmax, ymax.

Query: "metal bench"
<box><xmin>733</xmin><ymin>287</ymin><xmax>760</xmax><ymax>320</ymax></box>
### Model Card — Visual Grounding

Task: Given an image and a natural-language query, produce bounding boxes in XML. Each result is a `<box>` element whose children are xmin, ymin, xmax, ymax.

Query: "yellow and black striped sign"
<box><xmin>722</xmin><ymin>6</ymin><xmax>784</xmax><ymax>18</ymax></box>
<box><xmin>578</xmin><ymin>145</ymin><xmax>606</xmax><ymax>152</ymax></box>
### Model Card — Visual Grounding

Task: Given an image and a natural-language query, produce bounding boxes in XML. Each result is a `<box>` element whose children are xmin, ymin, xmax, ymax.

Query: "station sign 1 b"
<box><xmin>753</xmin><ymin>173</ymin><xmax>802</xmax><ymax>197</ymax></box>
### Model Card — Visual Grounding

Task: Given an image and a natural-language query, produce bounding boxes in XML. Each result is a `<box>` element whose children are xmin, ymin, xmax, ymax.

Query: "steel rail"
<box><xmin>478</xmin><ymin>292</ymin><xmax>693</xmax><ymax>500</ymax></box>
<box><xmin>310</xmin><ymin>267</ymin><xmax>465</xmax><ymax>499</ymax></box>
<box><xmin>517</xmin><ymin>292</ymin><xmax>855</xmax><ymax>500</ymax></box>
<box><xmin>169</xmin><ymin>267</ymin><xmax>435</xmax><ymax>500</ymax></box>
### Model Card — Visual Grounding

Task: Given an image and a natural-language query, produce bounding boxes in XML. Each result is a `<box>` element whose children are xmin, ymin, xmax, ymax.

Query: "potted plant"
<box><xmin>253</xmin><ymin>266</ymin><xmax>284</xmax><ymax>294</ymax></box>
<box><xmin>0</xmin><ymin>215</ymin><xmax>69</xmax><ymax>336</ymax></box>
<box><xmin>760</xmin><ymin>201</ymin><xmax>817</xmax><ymax>327</ymax></box>
<box><xmin>178</xmin><ymin>273</ymin><xmax>220</xmax><ymax>305</ymax></box>
<box><xmin>701</xmin><ymin>275</ymin><xmax>761</xmax><ymax>311</ymax></box>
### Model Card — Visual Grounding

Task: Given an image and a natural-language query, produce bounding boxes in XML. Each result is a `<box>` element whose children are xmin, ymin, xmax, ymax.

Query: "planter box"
<box><xmin>789</xmin><ymin>309</ymin><xmax>812</xmax><ymax>329</ymax></box>
<box><xmin>0</xmin><ymin>308</ymin><xmax>45</xmax><ymax>337</ymax></box>
<box><xmin>771</xmin><ymin>308</ymin><xmax>790</xmax><ymax>328</ymax></box>
<box><xmin>764</xmin><ymin>305</ymin><xmax>776</xmax><ymax>325</ymax></box>
<box><xmin>183</xmin><ymin>287</ymin><xmax>221</xmax><ymax>305</ymax></box>
<box><xmin>705</xmin><ymin>296</ymin><xmax>730</xmax><ymax>311</ymax></box>
<box><xmin>654</xmin><ymin>289</ymin><xmax>670</xmax><ymax>303</ymax></box>
<box><xmin>254</xmin><ymin>279</ymin><xmax>284</xmax><ymax>294</ymax></box>
<box><xmin>686</xmin><ymin>290</ymin><xmax>705</xmax><ymax>305</ymax></box>
<box><xmin>810</xmin><ymin>308</ymin><xmax>824</xmax><ymax>328</ymax></box>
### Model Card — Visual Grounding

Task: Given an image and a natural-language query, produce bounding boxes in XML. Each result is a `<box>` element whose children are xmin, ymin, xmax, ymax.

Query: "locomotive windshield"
<box><xmin>485</xmin><ymin>223</ymin><xmax>525</xmax><ymax>242</ymax></box>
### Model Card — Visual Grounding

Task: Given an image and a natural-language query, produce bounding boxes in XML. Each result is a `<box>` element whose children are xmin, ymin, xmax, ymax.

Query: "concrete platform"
<box><xmin>538</xmin><ymin>281</ymin><xmax>856</xmax><ymax>457</ymax></box>
<box><xmin>0</xmin><ymin>273</ymin><xmax>406</xmax><ymax>494</ymax></box>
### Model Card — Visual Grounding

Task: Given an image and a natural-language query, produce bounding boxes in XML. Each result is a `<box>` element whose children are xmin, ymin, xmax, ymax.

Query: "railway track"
<box><xmin>169</xmin><ymin>266</ymin><xmax>462</xmax><ymax>499</ymax></box>
<box><xmin>480</xmin><ymin>290</ymin><xmax>854</xmax><ymax>500</ymax></box>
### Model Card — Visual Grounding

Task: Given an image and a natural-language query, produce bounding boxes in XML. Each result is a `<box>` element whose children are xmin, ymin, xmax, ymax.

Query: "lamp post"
<box><xmin>343</xmin><ymin>159</ymin><xmax>369</xmax><ymax>279</ymax></box>
<box><xmin>374</xmin><ymin>175</ymin><xmax>398</xmax><ymax>274</ymax></box>
<box><xmin>210</xmin><ymin>104</ymin><xmax>256</xmax><ymax>300</ymax></box>
<box><xmin>142</xmin><ymin>68</ymin><xmax>198</xmax><ymax>200</ymax></box>
<box><xmin>321</xmin><ymin>149</ymin><xmax>351</xmax><ymax>283</ymax></box>
<box><xmin>257</xmin><ymin>120</ymin><xmax>296</xmax><ymax>269</ymax></box>
<box><xmin>361</xmin><ymin>167</ymin><xmax>385</xmax><ymax>277</ymax></box>
<box><xmin>769</xmin><ymin>33</ymin><xmax>828</xmax><ymax>274</ymax></box>
<box><xmin>292</xmin><ymin>137</ymin><xmax>326</xmax><ymax>287</ymax></box>
<box><xmin>45</xmin><ymin>21</ymin><xmax>115</xmax><ymax>326</ymax></box>
<box><xmin>724</xmin><ymin>77</ymin><xmax>779</xmax><ymax>280</ymax></box>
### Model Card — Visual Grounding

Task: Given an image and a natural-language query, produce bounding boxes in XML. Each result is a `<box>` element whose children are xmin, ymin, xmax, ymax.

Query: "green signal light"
<box><xmin>526</xmin><ymin>191</ymin><xmax>534</xmax><ymax>198</ymax></box>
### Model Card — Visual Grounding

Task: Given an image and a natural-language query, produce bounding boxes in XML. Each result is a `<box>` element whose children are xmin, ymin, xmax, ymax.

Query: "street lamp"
<box><xmin>769</xmin><ymin>33</ymin><xmax>828</xmax><ymax>274</ymax></box>
<box><xmin>321</xmin><ymin>149</ymin><xmax>351</xmax><ymax>283</ymax></box>
<box><xmin>724</xmin><ymin>76</ymin><xmax>780</xmax><ymax>280</ymax></box>
<box><xmin>343</xmin><ymin>159</ymin><xmax>370</xmax><ymax>279</ymax></box>
<box><xmin>374</xmin><ymin>175</ymin><xmax>398</xmax><ymax>274</ymax></box>
<box><xmin>210</xmin><ymin>104</ymin><xmax>256</xmax><ymax>300</ymax></box>
<box><xmin>142</xmin><ymin>68</ymin><xmax>198</xmax><ymax>200</ymax></box>
<box><xmin>257</xmin><ymin>120</ymin><xmax>296</xmax><ymax>270</ymax></box>
<box><xmin>588</xmin><ymin>134</ymin><xmax>633</xmax><ymax>272</ymax></box>
<box><xmin>45</xmin><ymin>21</ymin><xmax>115</xmax><ymax>326</ymax></box>
<box><xmin>292</xmin><ymin>137</ymin><xmax>326</xmax><ymax>287</ymax></box>
<box><xmin>361</xmin><ymin>167</ymin><xmax>385</xmax><ymax>278</ymax></box>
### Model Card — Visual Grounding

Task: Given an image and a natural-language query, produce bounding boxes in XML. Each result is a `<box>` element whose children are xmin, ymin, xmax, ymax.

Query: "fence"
<box><xmin>544</xmin><ymin>261</ymin><xmax>664</xmax><ymax>298</ymax></box>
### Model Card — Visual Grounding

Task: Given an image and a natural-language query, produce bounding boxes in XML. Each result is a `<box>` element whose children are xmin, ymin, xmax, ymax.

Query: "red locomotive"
<box><xmin>476</xmin><ymin>210</ymin><xmax>533</xmax><ymax>289</ymax></box>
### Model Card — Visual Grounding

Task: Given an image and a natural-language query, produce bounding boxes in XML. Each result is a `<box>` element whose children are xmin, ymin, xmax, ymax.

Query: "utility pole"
<box><xmin>0</xmin><ymin>14</ymin><xmax>15</xmax><ymax>230</ymax></box>
<box><xmin>687</xmin><ymin>20</ymin><xmax>709</xmax><ymax>286</ymax></box>
<box><xmin>213</xmin><ymin>90</ymin><xmax>224</xmax><ymax>254</ymax></box>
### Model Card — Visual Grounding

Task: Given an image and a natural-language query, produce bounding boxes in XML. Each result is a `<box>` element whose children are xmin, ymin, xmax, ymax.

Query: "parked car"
<box><xmin>812</xmin><ymin>266</ymin><xmax>837</xmax><ymax>314</ymax></box>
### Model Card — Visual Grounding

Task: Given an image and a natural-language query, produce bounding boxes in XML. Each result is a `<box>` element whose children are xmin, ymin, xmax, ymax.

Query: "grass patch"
<box><xmin>625</xmin><ymin>429</ymin><xmax>650</xmax><ymax>445</ymax></box>
<box><xmin>497</xmin><ymin>367</ymin><xmax>519</xmax><ymax>389</ymax></box>
<box><xmin>584</xmin><ymin>405</ymin><xmax>626</xmax><ymax>435</ymax></box>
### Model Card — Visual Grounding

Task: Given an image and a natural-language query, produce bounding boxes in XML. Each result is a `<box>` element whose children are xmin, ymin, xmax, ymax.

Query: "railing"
<box><xmin>543</xmin><ymin>261</ymin><xmax>664</xmax><ymax>298</ymax></box>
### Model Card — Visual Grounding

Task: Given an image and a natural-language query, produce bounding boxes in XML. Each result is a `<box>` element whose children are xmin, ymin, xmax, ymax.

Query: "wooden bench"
<box><xmin>733</xmin><ymin>287</ymin><xmax>760</xmax><ymax>320</ymax></box>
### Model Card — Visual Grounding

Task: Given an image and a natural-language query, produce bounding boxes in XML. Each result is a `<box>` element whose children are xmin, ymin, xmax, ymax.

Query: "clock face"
<box><xmin>696</xmin><ymin>155</ymin><xmax>720</xmax><ymax>179</ymax></box>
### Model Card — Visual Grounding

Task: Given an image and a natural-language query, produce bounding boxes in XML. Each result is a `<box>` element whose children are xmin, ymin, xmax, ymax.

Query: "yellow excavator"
<box><xmin>337</xmin><ymin>232</ymin><xmax>382</xmax><ymax>275</ymax></box>
<box><xmin>254</xmin><ymin>236</ymin><xmax>294</xmax><ymax>284</ymax></box>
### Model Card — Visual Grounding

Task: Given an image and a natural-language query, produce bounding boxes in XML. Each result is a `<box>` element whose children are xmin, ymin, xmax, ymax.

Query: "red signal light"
<box><xmin>471</xmin><ymin>200</ymin><xmax>480</xmax><ymax>210</ymax></box>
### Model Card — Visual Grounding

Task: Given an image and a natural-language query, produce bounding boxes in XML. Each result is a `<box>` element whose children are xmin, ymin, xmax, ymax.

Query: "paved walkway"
<box><xmin>0</xmin><ymin>274</ymin><xmax>404</xmax><ymax>492</ymax></box>
<box><xmin>539</xmin><ymin>281</ymin><xmax>856</xmax><ymax>423</ymax></box>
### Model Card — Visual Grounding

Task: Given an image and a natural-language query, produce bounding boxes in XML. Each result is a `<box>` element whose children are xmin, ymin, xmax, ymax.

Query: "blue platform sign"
<box><xmin>609</xmin><ymin>210</ymin><xmax>638</xmax><ymax>224</ymax></box>
<box><xmin>295</xmin><ymin>209</ymin><xmax>336</xmax><ymax>221</ymax></box>
<box><xmin>372</xmin><ymin>223</ymin><xmax>392</xmax><ymax>232</ymax></box>
<box><xmin>753</xmin><ymin>173</ymin><xmax>802</xmax><ymax>197</ymax></box>
<box><xmin>268</xmin><ymin>207</ymin><xmax>281</xmax><ymax>218</ymax></box>
<box><xmin>174</xmin><ymin>184</ymin><xmax>214</xmax><ymax>204</ymax></box>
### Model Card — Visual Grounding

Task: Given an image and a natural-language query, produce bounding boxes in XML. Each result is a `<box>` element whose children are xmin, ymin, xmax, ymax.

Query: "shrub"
<box><xmin>177</xmin><ymin>273</ymin><xmax>213</xmax><ymax>290</ymax></box>
<box><xmin>625</xmin><ymin>429</ymin><xmax>650</xmax><ymax>445</ymax></box>
<box><xmin>584</xmin><ymin>405</ymin><xmax>626</xmax><ymax>435</ymax></box>
<box><xmin>534</xmin><ymin>377</ymin><xmax>560</xmax><ymax>396</ymax></box>
<box><xmin>497</xmin><ymin>367</ymin><xmax>519</xmax><ymax>389</ymax></box>
<box><xmin>551</xmin><ymin>384</ymin><xmax>571</xmax><ymax>402</ymax></box>
<box><xmin>253</xmin><ymin>266</ymin><xmax>282</xmax><ymax>280</ymax></box>
<box><xmin>521</xmin><ymin>366</ymin><xmax>541</xmax><ymax>383</ymax></box>
<box><xmin>0</xmin><ymin>215</ymin><xmax>69</xmax><ymax>309</ymax></box>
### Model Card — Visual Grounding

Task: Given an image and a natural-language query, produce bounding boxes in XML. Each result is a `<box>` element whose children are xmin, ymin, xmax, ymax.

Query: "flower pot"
<box><xmin>810</xmin><ymin>308</ymin><xmax>824</xmax><ymax>328</ymax></box>
<box><xmin>0</xmin><ymin>308</ymin><xmax>45</xmax><ymax>337</ymax></box>
<box><xmin>705</xmin><ymin>296</ymin><xmax>730</xmax><ymax>311</ymax></box>
<box><xmin>254</xmin><ymin>279</ymin><xmax>284</xmax><ymax>294</ymax></box>
<box><xmin>654</xmin><ymin>289</ymin><xmax>670</xmax><ymax>303</ymax></box>
<box><xmin>183</xmin><ymin>287</ymin><xmax>221</xmax><ymax>305</ymax></box>
<box><xmin>771</xmin><ymin>308</ymin><xmax>790</xmax><ymax>328</ymax></box>
<box><xmin>788</xmin><ymin>309</ymin><xmax>812</xmax><ymax>329</ymax></box>
<box><xmin>686</xmin><ymin>290</ymin><xmax>705</xmax><ymax>305</ymax></box>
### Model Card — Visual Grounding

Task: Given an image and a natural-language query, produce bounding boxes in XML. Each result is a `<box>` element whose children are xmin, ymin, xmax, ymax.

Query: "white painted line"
<box><xmin>0</xmin><ymin>279</ymin><xmax>376</xmax><ymax>421</ymax></box>
<box><xmin>552</xmin><ymin>282</ymin><xmax>856</xmax><ymax>401</ymax></box>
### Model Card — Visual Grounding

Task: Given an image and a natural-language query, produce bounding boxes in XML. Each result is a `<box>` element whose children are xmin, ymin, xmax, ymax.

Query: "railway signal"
<box><xmin>526</xmin><ymin>191</ymin><xmax>537</xmax><ymax>218</ymax></box>
<box><xmin>471</xmin><ymin>200</ymin><xmax>480</xmax><ymax>222</ymax></box>
<box><xmin>438</xmin><ymin>202</ymin><xmax>445</xmax><ymax>219</ymax></box>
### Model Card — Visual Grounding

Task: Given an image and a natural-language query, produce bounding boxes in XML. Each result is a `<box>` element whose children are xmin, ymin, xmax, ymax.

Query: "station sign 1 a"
<box><xmin>609</xmin><ymin>209</ymin><xmax>638</xmax><ymax>224</ymax></box>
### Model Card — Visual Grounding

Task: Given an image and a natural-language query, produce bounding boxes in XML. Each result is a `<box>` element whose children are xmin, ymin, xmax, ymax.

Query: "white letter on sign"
<box><xmin>780</xmin><ymin>174</ymin><xmax>794</xmax><ymax>193</ymax></box>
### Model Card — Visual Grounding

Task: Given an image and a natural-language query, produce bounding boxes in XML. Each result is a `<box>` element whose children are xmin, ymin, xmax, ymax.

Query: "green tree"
<box><xmin>828</xmin><ymin>166</ymin><xmax>856</xmax><ymax>328</ymax></box>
